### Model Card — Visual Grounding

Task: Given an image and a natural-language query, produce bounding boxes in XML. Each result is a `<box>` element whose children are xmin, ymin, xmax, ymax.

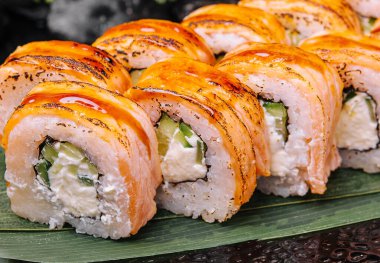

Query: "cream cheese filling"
<box><xmin>156</xmin><ymin>113</ymin><xmax>207</xmax><ymax>183</ymax></box>
<box><xmin>161</xmin><ymin>128</ymin><xmax>207</xmax><ymax>183</ymax></box>
<box><xmin>336</xmin><ymin>92</ymin><xmax>379</xmax><ymax>151</ymax></box>
<box><xmin>261</xmin><ymin>102</ymin><xmax>295</xmax><ymax>177</ymax></box>
<box><xmin>36</xmin><ymin>140</ymin><xmax>100</xmax><ymax>218</ymax></box>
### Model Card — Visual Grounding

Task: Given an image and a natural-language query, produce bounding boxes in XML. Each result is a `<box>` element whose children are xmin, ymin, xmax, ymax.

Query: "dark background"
<box><xmin>1</xmin><ymin>1</ymin><xmax>380</xmax><ymax>262</ymax></box>
<box><xmin>0</xmin><ymin>0</ymin><xmax>237</xmax><ymax>63</ymax></box>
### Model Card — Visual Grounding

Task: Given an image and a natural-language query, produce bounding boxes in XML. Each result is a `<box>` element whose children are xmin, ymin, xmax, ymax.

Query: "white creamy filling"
<box><xmin>161</xmin><ymin>128</ymin><xmax>207</xmax><ymax>183</ymax></box>
<box><xmin>336</xmin><ymin>92</ymin><xmax>379</xmax><ymax>150</ymax></box>
<box><xmin>262</xmin><ymin>103</ymin><xmax>295</xmax><ymax>177</ymax></box>
<box><xmin>48</xmin><ymin>142</ymin><xmax>100</xmax><ymax>218</ymax></box>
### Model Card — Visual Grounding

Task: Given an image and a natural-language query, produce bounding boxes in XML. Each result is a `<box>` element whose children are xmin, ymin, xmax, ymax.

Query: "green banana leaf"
<box><xmin>1</xmin><ymin>148</ymin><xmax>380</xmax><ymax>262</ymax></box>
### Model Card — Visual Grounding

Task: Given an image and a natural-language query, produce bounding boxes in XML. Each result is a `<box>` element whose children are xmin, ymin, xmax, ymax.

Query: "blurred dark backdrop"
<box><xmin>0</xmin><ymin>0</ymin><xmax>237</xmax><ymax>63</ymax></box>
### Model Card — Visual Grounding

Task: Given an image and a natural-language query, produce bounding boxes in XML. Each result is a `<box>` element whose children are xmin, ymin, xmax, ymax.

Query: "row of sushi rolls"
<box><xmin>0</xmin><ymin>0</ymin><xmax>380</xmax><ymax>239</ymax></box>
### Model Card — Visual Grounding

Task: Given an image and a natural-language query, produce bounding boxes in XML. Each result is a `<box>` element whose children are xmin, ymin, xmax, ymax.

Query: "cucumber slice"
<box><xmin>130</xmin><ymin>69</ymin><xmax>145</xmax><ymax>85</ymax></box>
<box><xmin>369</xmin><ymin>17</ymin><xmax>377</xmax><ymax>26</ymax></box>
<box><xmin>35</xmin><ymin>159</ymin><xmax>51</xmax><ymax>186</ymax></box>
<box><xmin>156</xmin><ymin>113</ymin><xmax>179</xmax><ymax>155</ymax></box>
<box><xmin>263</xmin><ymin>101</ymin><xmax>286</xmax><ymax>116</ymax></box>
<box><xmin>58</xmin><ymin>142</ymin><xmax>85</xmax><ymax>160</ymax></box>
<box><xmin>263</xmin><ymin>101</ymin><xmax>288</xmax><ymax>141</ymax></box>
<box><xmin>365</xmin><ymin>97</ymin><xmax>377</xmax><ymax>122</ymax></box>
<box><xmin>48</xmin><ymin>163</ymin><xmax>63</xmax><ymax>177</ymax></box>
<box><xmin>41</xmin><ymin>143</ymin><xmax>58</xmax><ymax>163</ymax></box>
<box><xmin>158</xmin><ymin>113</ymin><xmax>178</xmax><ymax>137</ymax></box>
<box><xmin>35</xmin><ymin>137</ymin><xmax>100</xmax><ymax>190</ymax></box>
<box><xmin>78</xmin><ymin>175</ymin><xmax>94</xmax><ymax>186</ymax></box>
<box><xmin>196</xmin><ymin>140</ymin><xmax>206</xmax><ymax>164</ymax></box>
<box><xmin>178</xmin><ymin>122</ymin><xmax>196</xmax><ymax>148</ymax></box>
<box><xmin>179</xmin><ymin>122</ymin><xmax>193</xmax><ymax>137</ymax></box>
<box><xmin>67</xmin><ymin>164</ymin><xmax>78</xmax><ymax>175</ymax></box>
<box><xmin>87</xmin><ymin>162</ymin><xmax>98</xmax><ymax>176</ymax></box>
<box><xmin>156</xmin><ymin>112</ymin><xmax>204</xmax><ymax>153</ymax></box>
<box><xmin>174</xmin><ymin>130</ymin><xmax>192</xmax><ymax>148</ymax></box>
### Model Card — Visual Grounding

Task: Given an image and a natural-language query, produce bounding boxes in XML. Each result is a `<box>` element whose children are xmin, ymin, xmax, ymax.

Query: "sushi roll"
<box><xmin>2</xmin><ymin>81</ymin><xmax>161</xmax><ymax>239</ymax></box>
<box><xmin>182</xmin><ymin>4</ymin><xmax>289</xmax><ymax>59</ymax></box>
<box><xmin>0</xmin><ymin>40</ymin><xmax>131</xmax><ymax>139</ymax></box>
<box><xmin>238</xmin><ymin>0</ymin><xmax>361</xmax><ymax>45</ymax></box>
<box><xmin>93</xmin><ymin>19</ymin><xmax>215</xmax><ymax>84</ymax></box>
<box><xmin>217</xmin><ymin>42</ymin><xmax>343</xmax><ymax>197</ymax></box>
<box><xmin>300</xmin><ymin>32</ymin><xmax>380</xmax><ymax>173</ymax></box>
<box><xmin>128</xmin><ymin>58</ymin><xmax>270</xmax><ymax>222</ymax></box>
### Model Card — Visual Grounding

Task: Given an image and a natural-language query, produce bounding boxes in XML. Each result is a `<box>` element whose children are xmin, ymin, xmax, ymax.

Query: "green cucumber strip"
<box><xmin>369</xmin><ymin>17</ymin><xmax>376</xmax><ymax>26</ymax></box>
<box><xmin>35</xmin><ymin>138</ymin><xmax>99</xmax><ymax>189</ymax></box>
<box><xmin>263</xmin><ymin>101</ymin><xmax>288</xmax><ymax>141</ymax></box>
<box><xmin>263</xmin><ymin>101</ymin><xmax>287</xmax><ymax>117</ymax></box>
<box><xmin>67</xmin><ymin>165</ymin><xmax>78</xmax><ymax>175</ymax></box>
<box><xmin>276</xmin><ymin>120</ymin><xmax>288</xmax><ymax>142</ymax></box>
<box><xmin>35</xmin><ymin>160</ymin><xmax>51</xmax><ymax>186</ymax></box>
<box><xmin>179</xmin><ymin>122</ymin><xmax>193</xmax><ymax>137</ymax></box>
<box><xmin>58</xmin><ymin>142</ymin><xmax>85</xmax><ymax>160</ymax></box>
<box><xmin>156</xmin><ymin>113</ymin><xmax>180</xmax><ymax>156</ymax></box>
<box><xmin>196</xmin><ymin>140</ymin><xmax>204</xmax><ymax>164</ymax></box>
<box><xmin>41</xmin><ymin>143</ymin><xmax>58</xmax><ymax>164</ymax></box>
<box><xmin>343</xmin><ymin>89</ymin><xmax>357</xmax><ymax>103</ymax></box>
<box><xmin>48</xmin><ymin>163</ymin><xmax>62</xmax><ymax>176</ymax></box>
<box><xmin>158</xmin><ymin>113</ymin><xmax>178</xmax><ymax>136</ymax></box>
<box><xmin>78</xmin><ymin>175</ymin><xmax>94</xmax><ymax>187</ymax></box>
<box><xmin>87</xmin><ymin>162</ymin><xmax>98</xmax><ymax>176</ymax></box>
<box><xmin>365</xmin><ymin>97</ymin><xmax>377</xmax><ymax>122</ymax></box>
<box><xmin>156</xmin><ymin>113</ymin><xmax>206</xmax><ymax>153</ymax></box>
<box><xmin>174</xmin><ymin>131</ymin><xmax>192</xmax><ymax>148</ymax></box>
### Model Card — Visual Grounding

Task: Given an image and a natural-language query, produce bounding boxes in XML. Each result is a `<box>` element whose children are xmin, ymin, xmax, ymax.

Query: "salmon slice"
<box><xmin>93</xmin><ymin>19</ymin><xmax>215</xmax><ymax>71</ymax></box>
<box><xmin>239</xmin><ymin>0</ymin><xmax>361</xmax><ymax>45</ymax></box>
<box><xmin>0</xmin><ymin>40</ymin><xmax>131</xmax><ymax>139</ymax></box>
<box><xmin>182</xmin><ymin>4</ymin><xmax>289</xmax><ymax>55</ymax></box>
